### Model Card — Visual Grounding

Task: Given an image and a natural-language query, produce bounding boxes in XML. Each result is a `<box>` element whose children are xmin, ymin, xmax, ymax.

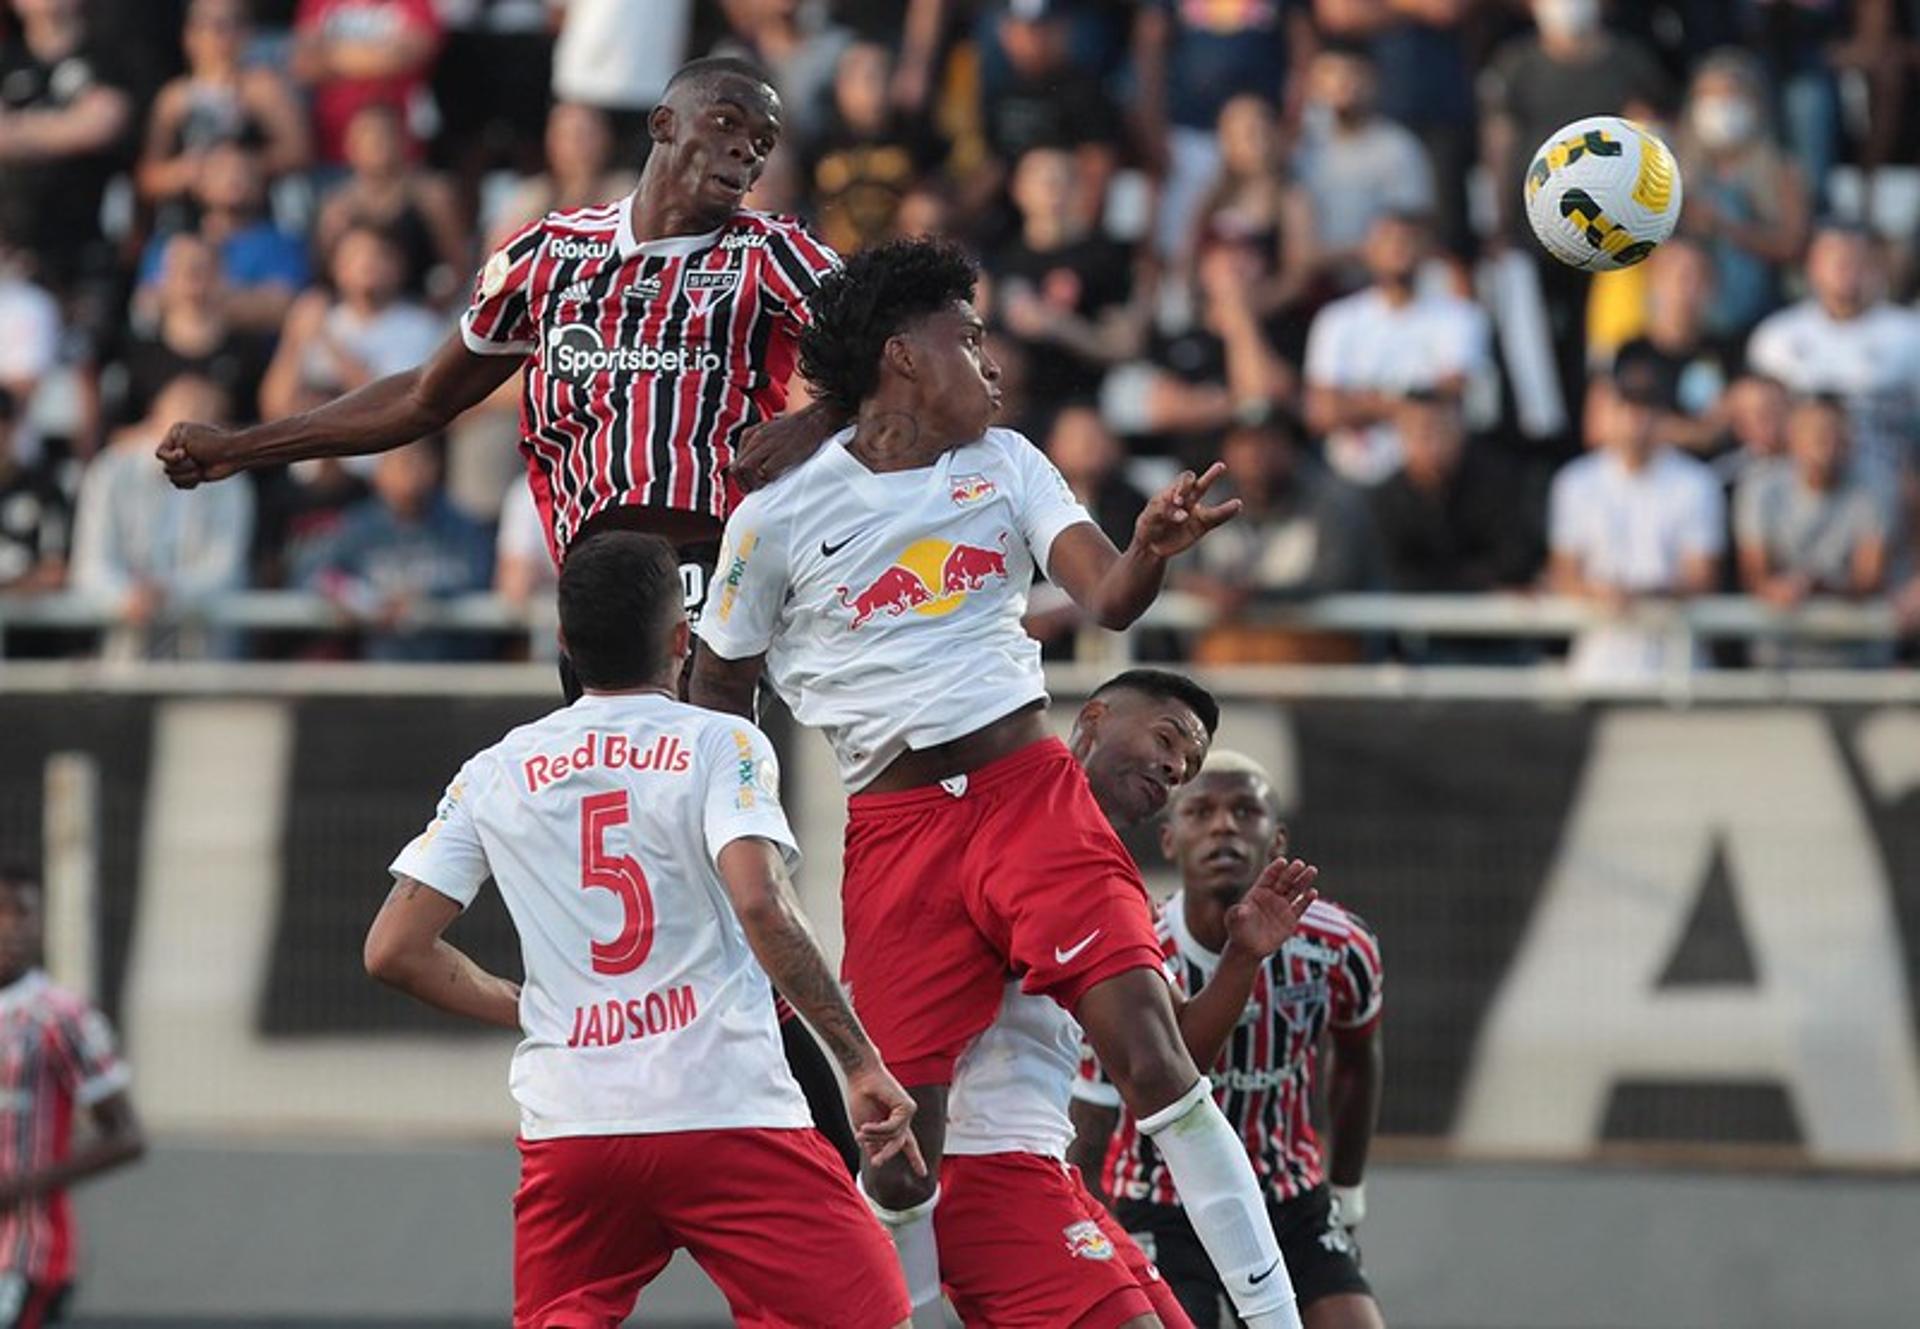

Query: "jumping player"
<box><xmin>0</xmin><ymin>865</ymin><xmax>146</xmax><ymax>1329</ymax></box>
<box><xmin>158</xmin><ymin>54</ymin><xmax>862</xmax><ymax>1170</ymax></box>
<box><xmin>691</xmin><ymin>238</ymin><xmax>1307</xmax><ymax>1329</ymax></box>
<box><xmin>938</xmin><ymin>672</ymin><xmax>1322</xmax><ymax>1329</ymax></box>
<box><xmin>1071</xmin><ymin>754</ymin><xmax>1387</xmax><ymax>1329</ymax></box>
<box><xmin>365</xmin><ymin>531</ymin><xmax>917</xmax><ymax>1328</ymax></box>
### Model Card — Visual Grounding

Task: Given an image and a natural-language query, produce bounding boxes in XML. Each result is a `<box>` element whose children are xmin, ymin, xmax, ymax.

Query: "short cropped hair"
<box><xmin>665</xmin><ymin>56</ymin><xmax>774</xmax><ymax>100</ymax></box>
<box><xmin>1090</xmin><ymin>669</ymin><xmax>1220</xmax><ymax>737</ymax></box>
<box><xmin>799</xmin><ymin>238</ymin><xmax>979</xmax><ymax>415</ymax></box>
<box><xmin>558</xmin><ymin>532</ymin><xmax>682</xmax><ymax>690</ymax></box>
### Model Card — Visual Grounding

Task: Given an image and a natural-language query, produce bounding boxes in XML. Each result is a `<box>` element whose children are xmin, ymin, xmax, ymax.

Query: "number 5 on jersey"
<box><xmin>580</xmin><ymin>791</ymin><xmax>655</xmax><ymax>975</ymax></box>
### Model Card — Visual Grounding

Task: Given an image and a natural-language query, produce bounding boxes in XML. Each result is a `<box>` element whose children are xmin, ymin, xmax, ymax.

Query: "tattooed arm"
<box><xmin>717</xmin><ymin>837</ymin><xmax>923</xmax><ymax>1171</ymax></box>
<box><xmin>365</xmin><ymin>876</ymin><xmax>522</xmax><ymax>1030</ymax></box>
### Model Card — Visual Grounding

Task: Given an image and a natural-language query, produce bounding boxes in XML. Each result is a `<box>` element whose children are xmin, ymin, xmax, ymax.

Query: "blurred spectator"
<box><xmin>1746</xmin><ymin>223</ymin><xmax>1920</xmax><ymax>485</ymax></box>
<box><xmin>713</xmin><ymin>0</ymin><xmax>853</xmax><ymax>150</ymax></box>
<box><xmin>1134</xmin><ymin>0</ymin><xmax>1315</xmax><ymax>257</ymax></box>
<box><xmin>550</xmin><ymin>0</ymin><xmax>694</xmax><ymax>165</ymax></box>
<box><xmin>0</xmin><ymin>249</ymin><xmax>60</xmax><ymax>410</ymax></box>
<box><xmin>0</xmin><ymin>0</ymin><xmax>133</xmax><ymax>294</ymax></box>
<box><xmin>1742</xmin><ymin>0</ymin><xmax>1844</xmax><ymax>204</ymax></box>
<box><xmin>1180</xmin><ymin>416</ymin><xmax>1381</xmax><ymax>665</ymax></box>
<box><xmin>990</xmin><ymin>146</ymin><xmax>1145</xmax><ymax>404</ymax></box>
<box><xmin>493</xmin><ymin>478</ymin><xmax>555</xmax><ymax>609</ymax></box>
<box><xmin>1189</xmin><ymin>94</ymin><xmax>1320</xmax><ymax>319</ymax></box>
<box><xmin>0</xmin><ymin>387</ymin><xmax>66</xmax><ymax>591</ymax></box>
<box><xmin>291</xmin><ymin>0</ymin><xmax>443</xmax><ymax>169</ymax></box>
<box><xmin>69</xmin><ymin>376</ymin><xmax>255</xmax><ymax>661</ymax></box>
<box><xmin>1101</xmin><ymin>241</ymin><xmax>1295</xmax><ymax>447</ymax></box>
<box><xmin>1548</xmin><ymin>359</ymin><xmax>1724</xmax><ymax>683</ymax></box>
<box><xmin>1482</xmin><ymin>0</ymin><xmax>1671</xmax><ymax>417</ymax></box>
<box><xmin>1370</xmin><ymin>392</ymin><xmax>1535</xmax><ymax>593</ymax></box>
<box><xmin>1025</xmin><ymin>403</ymin><xmax>1149</xmax><ymax>655</ymax></box>
<box><xmin>1292</xmin><ymin>44</ymin><xmax>1435</xmax><ymax>281</ymax></box>
<box><xmin>429</xmin><ymin>0</ymin><xmax>554</xmax><ymax>190</ymax></box>
<box><xmin>136</xmin><ymin>142</ymin><xmax>311</xmax><ymax>333</ymax></box>
<box><xmin>137</xmin><ymin>0</ymin><xmax>312</xmax><ymax>228</ymax></box>
<box><xmin>109</xmin><ymin>233</ymin><xmax>273</xmax><ymax>430</ymax></box>
<box><xmin>252</xmin><ymin>455</ymin><xmax>369</xmax><ymax>589</ymax></box>
<box><xmin>804</xmin><ymin>41</ymin><xmax>943</xmax><ymax>254</ymax></box>
<box><xmin>1608</xmin><ymin>239</ymin><xmax>1737</xmax><ymax>455</ymax></box>
<box><xmin>893</xmin><ymin>180</ymin><xmax>955</xmax><ymax>241</ymax></box>
<box><xmin>1713</xmin><ymin>370</ymin><xmax>1789</xmax><ymax>485</ymax></box>
<box><xmin>1303</xmin><ymin>211</ymin><xmax>1491</xmax><ymax>486</ymax></box>
<box><xmin>313</xmin><ymin>104</ymin><xmax>467</xmax><ymax>304</ymax></box>
<box><xmin>1735</xmin><ymin>395</ymin><xmax>1890</xmax><ymax>626</ymax></box>
<box><xmin>1315</xmin><ymin>0</ymin><xmax>1478</xmax><ymax>258</ymax></box>
<box><xmin>975</xmin><ymin>2</ymin><xmax>1120</xmax><ymax>229</ymax></box>
<box><xmin>260</xmin><ymin>222</ymin><xmax>444</xmax><ymax>424</ymax></box>
<box><xmin>299</xmin><ymin>439</ymin><xmax>492</xmax><ymax>661</ymax></box>
<box><xmin>1673</xmin><ymin>48</ymin><xmax>1809</xmax><ymax>338</ymax></box>
<box><xmin>487</xmin><ymin>102</ymin><xmax>632</xmax><ymax>250</ymax></box>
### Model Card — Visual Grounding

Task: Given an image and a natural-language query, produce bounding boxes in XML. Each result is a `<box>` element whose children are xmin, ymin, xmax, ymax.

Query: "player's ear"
<box><xmin>1270</xmin><ymin>823</ymin><xmax>1289</xmax><ymax>860</ymax></box>
<box><xmin>670</xmin><ymin>617</ymin><xmax>691</xmax><ymax>664</ymax></box>
<box><xmin>882</xmin><ymin>333</ymin><xmax>914</xmax><ymax>380</ymax></box>
<box><xmin>1066</xmin><ymin>699</ymin><xmax>1105</xmax><ymax>762</ymax></box>
<box><xmin>1159</xmin><ymin>817</ymin><xmax>1177</xmax><ymax>862</ymax></box>
<box><xmin>648</xmin><ymin>103</ymin><xmax>676</xmax><ymax>146</ymax></box>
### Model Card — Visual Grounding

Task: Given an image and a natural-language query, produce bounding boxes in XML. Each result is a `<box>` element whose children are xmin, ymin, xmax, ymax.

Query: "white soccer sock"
<box><xmin>864</xmin><ymin>1183</ymin><xmax>943</xmax><ymax>1310</ymax></box>
<box><xmin>1139</xmin><ymin>1079</ymin><xmax>1303</xmax><ymax>1329</ymax></box>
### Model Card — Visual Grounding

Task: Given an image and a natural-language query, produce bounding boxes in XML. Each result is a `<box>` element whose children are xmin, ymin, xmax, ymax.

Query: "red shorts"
<box><xmin>514</xmin><ymin>1128</ymin><xmax>908</xmax><ymax>1328</ymax></box>
<box><xmin>938</xmin><ymin>1152</ymin><xmax>1193</xmax><ymax>1329</ymax></box>
<box><xmin>842</xmin><ymin>738</ymin><xmax>1164</xmax><ymax>1085</ymax></box>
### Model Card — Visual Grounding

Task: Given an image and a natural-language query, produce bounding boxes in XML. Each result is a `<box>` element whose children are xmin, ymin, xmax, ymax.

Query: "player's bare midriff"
<box><xmin>861</xmin><ymin>702</ymin><xmax>1050</xmax><ymax>794</ymax></box>
<box><xmin>576</xmin><ymin>503</ymin><xmax>725</xmax><ymax>550</ymax></box>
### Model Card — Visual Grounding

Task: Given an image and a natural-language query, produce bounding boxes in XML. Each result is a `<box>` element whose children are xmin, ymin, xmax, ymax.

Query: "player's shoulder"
<box><xmin>740</xmin><ymin>425</ymin><xmax>855</xmax><ymax>511</ymax></box>
<box><xmin>16</xmin><ymin>973</ymin><xmax>97</xmax><ymax>1024</ymax></box>
<box><xmin>969</xmin><ymin>426</ymin><xmax>1047</xmax><ymax>472</ymax></box>
<box><xmin>732</xmin><ymin>208</ymin><xmax>835</xmax><ymax>252</ymax></box>
<box><xmin>1300</xmin><ymin>896</ymin><xmax>1371</xmax><ymax>940</ymax></box>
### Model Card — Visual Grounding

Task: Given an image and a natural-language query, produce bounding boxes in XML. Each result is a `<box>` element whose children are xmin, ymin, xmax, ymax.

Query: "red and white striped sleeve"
<box><xmin>1327</xmin><ymin>907</ymin><xmax>1384</xmax><ymax>1033</ymax></box>
<box><xmin>460</xmin><ymin>218</ymin><xmax>545</xmax><ymax>357</ymax></box>
<box><xmin>757</xmin><ymin>217</ymin><xmax>843</xmax><ymax>333</ymax></box>
<box><xmin>51</xmin><ymin>998</ymin><xmax>131</xmax><ymax>1106</ymax></box>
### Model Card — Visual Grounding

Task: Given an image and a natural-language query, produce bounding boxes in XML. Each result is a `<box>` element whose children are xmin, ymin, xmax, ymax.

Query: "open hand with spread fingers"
<box><xmin>1133</xmin><ymin>461</ymin><xmax>1242</xmax><ymax>559</ymax></box>
<box><xmin>1224</xmin><ymin>856</ymin><xmax>1320</xmax><ymax>959</ymax></box>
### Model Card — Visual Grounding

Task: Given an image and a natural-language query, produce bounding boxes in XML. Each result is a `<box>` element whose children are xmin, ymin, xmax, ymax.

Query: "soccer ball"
<box><xmin>1523</xmin><ymin>115</ymin><xmax>1683</xmax><ymax>271</ymax></box>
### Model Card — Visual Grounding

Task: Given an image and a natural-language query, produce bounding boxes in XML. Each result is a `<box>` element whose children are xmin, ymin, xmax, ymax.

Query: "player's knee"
<box><xmin>863</xmin><ymin>1153</ymin><xmax>937</xmax><ymax>1211</ymax></box>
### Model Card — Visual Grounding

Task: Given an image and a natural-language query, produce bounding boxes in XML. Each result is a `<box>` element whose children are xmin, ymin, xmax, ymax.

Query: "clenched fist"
<box><xmin>156</xmin><ymin>421</ymin><xmax>245</xmax><ymax>490</ymax></box>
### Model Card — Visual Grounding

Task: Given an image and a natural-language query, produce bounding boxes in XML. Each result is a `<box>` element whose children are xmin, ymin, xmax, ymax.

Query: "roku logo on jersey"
<box><xmin>546</xmin><ymin>326</ymin><xmax>724</xmax><ymax>381</ymax></box>
<box><xmin>548</xmin><ymin>236</ymin><xmax>613</xmax><ymax>261</ymax></box>
<box><xmin>566</xmin><ymin>984</ymin><xmax>698</xmax><ymax>1048</ymax></box>
<box><xmin>523</xmin><ymin>733</ymin><xmax>692</xmax><ymax>792</ymax></box>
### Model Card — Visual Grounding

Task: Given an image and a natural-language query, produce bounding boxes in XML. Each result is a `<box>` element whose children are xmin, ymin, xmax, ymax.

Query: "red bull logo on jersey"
<box><xmin>523</xmin><ymin>733</ymin><xmax>692</xmax><ymax>793</ymax></box>
<box><xmin>1063</xmin><ymin>1220</ymin><xmax>1115</xmax><ymax>1262</ymax></box>
<box><xmin>949</xmin><ymin>473</ymin><xmax>996</xmax><ymax>506</ymax></box>
<box><xmin>835</xmin><ymin>532</ymin><xmax>1010</xmax><ymax>629</ymax></box>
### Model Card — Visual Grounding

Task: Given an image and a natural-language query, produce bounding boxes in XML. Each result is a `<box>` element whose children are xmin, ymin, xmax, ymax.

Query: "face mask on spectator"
<box><xmin>1692</xmin><ymin>97</ymin><xmax>1755</xmax><ymax>150</ymax></box>
<box><xmin>1534</xmin><ymin>0</ymin><xmax>1600</xmax><ymax>39</ymax></box>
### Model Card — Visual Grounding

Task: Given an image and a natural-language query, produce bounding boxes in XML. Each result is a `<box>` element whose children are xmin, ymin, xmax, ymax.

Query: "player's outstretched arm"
<box><xmin>1175</xmin><ymin>857</ymin><xmax>1318</xmax><ymax>1074</ymax></box>
<box><xmin>365</xmin><ymin>876</ymin><xmax>522</xmax><ymax>1030</ymax></box>
<box><xmin>158</xmin><ymin>332</ymin><xmax>521</xmax><ymax>488</ymax></box>
<box><xmin>0</xmin><ymin>1091</ymin><xmax>144</xmax><ymax>1209</ymax></box>
<box><xmin>728</xmin><ymin>398</ymin><xmax>850</xmax><ymax>493</ymax></box>
<box><xmin>1047</xmin><ymin>462</ymin><xmax>1242</xmax><ymax>630</ymax></box>
<box><xmin>716</xmin><ymin>837</ymin><xmax>924</xmax><ymax>1175</ymax></box>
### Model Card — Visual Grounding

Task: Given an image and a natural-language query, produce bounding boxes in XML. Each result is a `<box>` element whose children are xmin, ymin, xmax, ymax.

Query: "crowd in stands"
<box><xmin>1</xmin><ymin>0</ymin><xmax>1919</xmax><ymax>678</ymax></box>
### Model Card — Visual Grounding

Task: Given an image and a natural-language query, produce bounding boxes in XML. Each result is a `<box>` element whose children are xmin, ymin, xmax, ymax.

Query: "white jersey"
<box><xmin>696</xmin><ymin>426</ymin><xmax>1093</xmax><ymax>791</ymax></box>
<box><xmin>947</xmin><ymin>982</ymin><xmax>1084</xmax><ymax>1159</ymax></box>
<box><xmin>389</xmin><ymin>692</ymin><xmax>812</xmax><ymax>1141</ymax></box>
<box><xmin>1745</xmin><ymin>300</ymin><xmax>1920</xmax><ymax>479</ymax></box>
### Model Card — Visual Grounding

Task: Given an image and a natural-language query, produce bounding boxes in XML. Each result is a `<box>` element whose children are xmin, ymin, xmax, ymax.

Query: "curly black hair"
<box><xmin>798</xmin><ymin>238</ymin><xmax>979</xmax><ymax>416</ymax></box>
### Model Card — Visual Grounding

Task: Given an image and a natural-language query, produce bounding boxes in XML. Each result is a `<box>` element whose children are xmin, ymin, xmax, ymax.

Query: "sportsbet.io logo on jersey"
<box><xmin>545</xmin><ymin>325</ymin><xmax>723</xmax><ymax>383</ymax></box>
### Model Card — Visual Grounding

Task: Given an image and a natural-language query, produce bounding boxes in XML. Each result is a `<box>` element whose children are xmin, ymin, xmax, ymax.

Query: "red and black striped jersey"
<box><xmin>1074</xmin><ymin>895</ymin><xmax>1382</xmax><ymax>1206</ymax></box>
<box><xmin>0</xmin><ymin>971</ymin><xmax>129</xmax><ymax>1283</ymax></box>
<box><xmin>462</xmin><ymin>202</ymin><xmax>841</xmax><ymax>566</ymax></box>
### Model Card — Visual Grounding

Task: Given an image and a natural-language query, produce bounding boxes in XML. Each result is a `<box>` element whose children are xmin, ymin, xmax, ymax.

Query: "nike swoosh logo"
<box><xmin>1248</xmin><ymin>1258</ymin><xmax>1281</xmax><ymax>1286</ymax></box>
<box><xmin>1053</xmin><ymin>931</ymin><xmax>1101</xmax><ymax>966</ymax></box>
<box><xmin>820</xmin><ymin>532</ymin><xmax>865</xmax><ymax>557</ymax></box>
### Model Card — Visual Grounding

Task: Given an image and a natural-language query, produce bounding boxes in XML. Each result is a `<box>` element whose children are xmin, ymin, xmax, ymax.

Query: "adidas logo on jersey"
<box><xmin>549</xmin><ymin>236</ymin><xmax>613</xmax><ymax>261</ymax></box>
<box><xmin>546</xmin><ymin>326</ymin><xmax>722</xmax><ymax>382</ymax></box>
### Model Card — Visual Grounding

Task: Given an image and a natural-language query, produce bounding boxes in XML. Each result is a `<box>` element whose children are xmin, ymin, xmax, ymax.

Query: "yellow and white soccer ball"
<box><xmin>1523</xmin><ymin>115</ymin><xmax>1683</xmax><ymax>271</ymax></box>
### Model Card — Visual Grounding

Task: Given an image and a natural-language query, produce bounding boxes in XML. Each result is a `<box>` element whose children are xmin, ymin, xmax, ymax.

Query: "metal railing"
<box><xmin>0</xmin><ymin>588</ymin><xmax>1904</xmax><ymax>663</ymax></box>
